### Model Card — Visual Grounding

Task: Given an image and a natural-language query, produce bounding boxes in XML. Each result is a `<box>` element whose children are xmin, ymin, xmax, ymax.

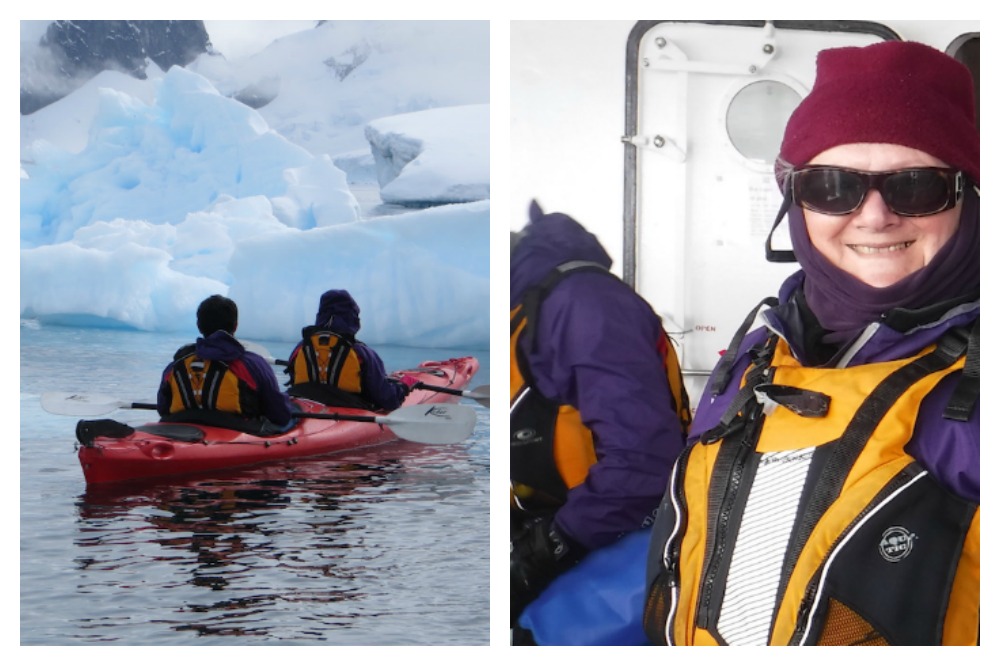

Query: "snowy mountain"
<box><xmin>21</xmin><ymin>20</ymin><xmax>212</xmax><ymax>114</ymax></box>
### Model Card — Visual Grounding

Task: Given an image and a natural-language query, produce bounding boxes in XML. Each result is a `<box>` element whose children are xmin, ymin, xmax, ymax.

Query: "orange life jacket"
<box><xmin>166</xmin><ymin>344</ymin><xmax>260</xmax><ymax>416</ymax></box>
<box><xmin>288</xmin><ymin>327</ymin><xmax>363</xmax><ymax>393</ymax></box>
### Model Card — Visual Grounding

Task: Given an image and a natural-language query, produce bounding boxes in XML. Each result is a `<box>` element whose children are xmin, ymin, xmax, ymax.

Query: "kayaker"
<box><xmin>157</xmin><ymin>294</ymin><xmax>295</xmax><ymax>434</ymax></box>
<box><xmin>510</xmin><ymin>201</ymin><xmax>691</xmax><ymax>642</ymax></box>
<box><xmin>644</xmin><ymin>41</ymin><xmax>979</xmax><ymax>645</ymax></box>
<box><xmin>284</xmin><ymin>289</ymin><xmax>417</xmax><ymax>411</ymax></box>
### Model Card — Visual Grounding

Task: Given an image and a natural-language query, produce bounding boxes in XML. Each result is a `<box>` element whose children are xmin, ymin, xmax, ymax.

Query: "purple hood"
<box><xmin>194</xmin><ymin>329</ymin><xmax>245</xmax><ymax>362</ymax></box>
<box><xmin>511</xmin><ymin>201</ymin><xmax>613</xmax><ymax>307</ymax></box>
<box><xmin>315</xmin><ymin>289</ymin><xmax>361</xmax><ymax>336</ymax></box>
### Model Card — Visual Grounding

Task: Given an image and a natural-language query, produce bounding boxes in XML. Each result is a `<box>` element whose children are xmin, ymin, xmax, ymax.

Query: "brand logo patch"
<box><xmin>879</xmin><ymin>526</ymin><xmax>917</xmax><ymax>562</ymax></box>
<box><xmin>511</xmin><ymin>428</ymin><xmax>539</xmax><ymax>445</ymax></box>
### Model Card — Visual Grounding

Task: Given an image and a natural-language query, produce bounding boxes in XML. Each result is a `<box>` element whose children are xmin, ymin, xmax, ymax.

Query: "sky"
<box><xmin>204</xmin><ymin>20</ymin><xmax>317</xmax><ymax>60</ymax></box>
<box><xmin>19</xmin><ymin>20</ymin><xmax>490</xmax><ymax>350</ymax></box>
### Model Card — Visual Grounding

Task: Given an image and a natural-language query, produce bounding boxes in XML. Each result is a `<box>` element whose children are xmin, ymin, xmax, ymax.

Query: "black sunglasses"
<box><xmin>790</xmin><ymin>166</ymin><xmax>964</xmax><ymax>217</ymax></box>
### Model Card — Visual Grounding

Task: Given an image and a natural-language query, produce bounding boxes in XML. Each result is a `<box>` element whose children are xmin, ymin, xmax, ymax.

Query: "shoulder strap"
<box><xmin>172</xmin><ymin>343</ymin><xmax>196</xmax><ymax>362</ymax></box>
<box><xmin>517</xmin><ymin>260</ymin><xmax>611</xmax><ymax>354</ymax></box>
<box><xmin>708</xmin><ymin>296</ymin><xmax>779</xmax><ymax>399</ymax></box>
<box><xmin>944</xmin><ymin>318</ymin><xmax>979</xmax><ymax>421</ymax></box>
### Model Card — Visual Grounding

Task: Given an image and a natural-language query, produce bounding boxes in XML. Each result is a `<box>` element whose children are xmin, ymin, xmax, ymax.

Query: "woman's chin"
<box><xmin>849</xmin><ymin>268</ymin><xmax>912</xmax><ymax>289</ymax></box>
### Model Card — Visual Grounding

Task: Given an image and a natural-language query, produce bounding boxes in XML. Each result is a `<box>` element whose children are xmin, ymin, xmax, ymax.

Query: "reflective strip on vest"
<box><xmin>717</xmin><ymin>448</ymin><xmax>814</xmax><ymax>645</ymax></box>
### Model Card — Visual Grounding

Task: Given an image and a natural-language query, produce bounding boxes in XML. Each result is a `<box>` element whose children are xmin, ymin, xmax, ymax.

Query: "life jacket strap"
<box><xmin>709</xmin><ymin>296</ymin><xmax>779</xmax><ymax>399</ymax></box>
<box><xmin>944</xmin><ymin>318</ymin><xmax>979</xmax><ymax>422</ymax></box>
<box><xmin>520</xmin><ymin>260</ymin><xmax>608</xmax><ymax>355</ymax></box>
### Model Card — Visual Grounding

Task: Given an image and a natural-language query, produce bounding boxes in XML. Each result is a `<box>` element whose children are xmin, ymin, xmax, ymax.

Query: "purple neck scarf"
<box><xmin>790</xmin><ymin>187</ymin><xmax>979</xmax><ymax>343</ymax></box>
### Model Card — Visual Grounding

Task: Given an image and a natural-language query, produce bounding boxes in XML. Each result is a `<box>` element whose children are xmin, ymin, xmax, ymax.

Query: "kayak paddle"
<box><xmin>41</xmin><ymin>392</ymin><xmax>158</xmax><ymax>416</ymax></box>
<box><xmin>40</xmin><ymin>393</ymin><xmax>477</xmax><ymax>445</ymax></box>
<box><xmin>412</xmin><ymin>382</ymin><xmax>490</xmax><ymax>408</ymax></box>
<box><xmin>290</xmin><ymin>403</ymin><xmax>478</xmax><ymax>444</ymax></box>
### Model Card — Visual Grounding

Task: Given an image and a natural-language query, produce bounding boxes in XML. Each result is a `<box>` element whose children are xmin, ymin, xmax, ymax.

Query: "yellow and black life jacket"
<box><xmin>166</xmin><ymin>344</ymin><xmax>260</xmax><ymax>417</ymax></box>
<box><xmin>644</xmin><ymin>320</ymin><xmax>979</xmax><ymax>646</ymax></box>
<box><xmin>510</xmin><ymin>261</ymin><xmax>691</xmax><ymax>511</ymax></box>
<box><xmin>286</xmin><ymin>327</ymin><xmax>368</xmax><ymax>408</ymax></box>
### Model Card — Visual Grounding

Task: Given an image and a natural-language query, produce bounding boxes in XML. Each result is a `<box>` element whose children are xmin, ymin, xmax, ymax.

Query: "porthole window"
<box><xmin>725</xmin><ymin>80</ymin><xmax>802</xmax><ymax>162</ymax></box>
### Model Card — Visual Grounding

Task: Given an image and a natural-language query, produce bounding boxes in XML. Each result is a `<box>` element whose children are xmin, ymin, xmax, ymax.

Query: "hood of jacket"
<box><xmin>314</xmin><ymin>289</ymin><xmax>361</xmax><ymax>336</ymax></box>
<box><xmin>510</xmin><ymin>201</ymin><xmax>613</xmax><ymax>307</ymax></box>
<box><xmin>194</xmin><ymin>330</ymin><xmax>246</xmax><ymax>362</ymax></box>
<box><xmin>764</xmin><ymin>270</ymin><xmax>980</xmax><ymax>368</ymax></box>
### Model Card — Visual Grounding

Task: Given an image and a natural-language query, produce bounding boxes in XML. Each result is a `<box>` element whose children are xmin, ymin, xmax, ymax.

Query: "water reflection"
<box><xmin>70</xmin><ymin>441</ymin><xmax>474</xmax><ymax>642</ymax></box>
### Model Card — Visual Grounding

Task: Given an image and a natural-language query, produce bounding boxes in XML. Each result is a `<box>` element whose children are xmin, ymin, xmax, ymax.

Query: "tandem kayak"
<box><xmin>66</xmin><ymin>356</ymin><xmax>479</xmax><ymax>485</ymax></box>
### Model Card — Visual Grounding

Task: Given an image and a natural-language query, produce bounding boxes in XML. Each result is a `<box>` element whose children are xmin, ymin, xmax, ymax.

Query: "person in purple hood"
<box><xmin>158</xmin><ymin>295</ymin><xmax>294</xmax><ymax>433</ymax></box>
<box><xmin>510</xmin><ymin>201</ymin><xmax>690</xmax><ymax>640</ymax></box>
<box><xmin>285</xmin><ymin>289</ymin><xmax>415</xmax><ymax>411</ymax></box>
<box><xmin>644</xmin><ymin>41</ymin><xmax>979</xmax><ymax>646</ymax></box>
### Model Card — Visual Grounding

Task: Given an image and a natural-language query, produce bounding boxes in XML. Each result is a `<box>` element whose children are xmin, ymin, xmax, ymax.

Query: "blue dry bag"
<box><xmin>518</xmin><ymin>527</ymin><xmax>651</xmax><ymax>645</ymax></box>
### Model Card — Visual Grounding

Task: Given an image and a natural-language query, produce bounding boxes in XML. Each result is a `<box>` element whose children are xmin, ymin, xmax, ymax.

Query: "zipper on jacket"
<box><xmin>661</xmin><ymin>444</ymin><xmax>692</xmax><ymax>646</ymax></box>
<box><xmin>695</xmin><ymin>366</ymin><xmax>772</xmax><ymax>631</ymax></box>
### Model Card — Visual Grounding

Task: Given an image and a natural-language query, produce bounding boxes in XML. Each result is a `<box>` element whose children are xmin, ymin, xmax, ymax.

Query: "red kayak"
<box><xmin>69</xmin><ymin>357</ymin><xmax>479</xmax><ymax>485</ymax></box>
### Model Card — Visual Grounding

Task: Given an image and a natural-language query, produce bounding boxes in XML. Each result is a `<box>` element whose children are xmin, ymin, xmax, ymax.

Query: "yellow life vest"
<box><xmin>510</xmin><ymin>261</ymin><xmax>690</xmax><ymax>511</ymax></box>
<box><xmin>289</xmin><ymin>328</ymin><xmax>363</xmax><ymax>393</ymax></box>
<box><xmin>167</xmin><ymin>345</ymin><xmax>259</xmax><ymax>416</ymax></box>
<box><xmin>644</xmin><ymin>327</ymin><xmax>979</xmax><ymax>645</ymax></box>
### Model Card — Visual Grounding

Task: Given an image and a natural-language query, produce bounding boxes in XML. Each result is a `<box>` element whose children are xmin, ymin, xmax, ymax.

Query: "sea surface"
<box><xmin>20</xmin><ymin>322</ymin><xmax>490</xmax><ymax>646</ymax></box>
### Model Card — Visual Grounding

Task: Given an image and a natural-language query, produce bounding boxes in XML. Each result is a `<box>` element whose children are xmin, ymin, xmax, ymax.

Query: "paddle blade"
<box><xmin>239</xmin><ymin>339</ymin><xmax>278</xmax><ymax>365</ymax></box>
<box><xmin>378</xmin><ymin>403</ymin><xmax>478</xmax><ymax>444</ymax></box>
<box><xmin>41</xmin><ymin>392</ymin><xmax>131</xmax><ymax>417</ymax></box>
<box><xmin>464</xmin><ymin>385</ymin><xmax>490</xmax><ymax>408</ymax></box>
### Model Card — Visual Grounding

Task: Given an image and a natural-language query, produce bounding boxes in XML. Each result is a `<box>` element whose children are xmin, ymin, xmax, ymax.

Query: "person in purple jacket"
<box><xmin>644</xmin><ymin>41</ymin><xmax>979</xmax><ymax>645</ymax></box>
<box><xmin>285</xmin><ymin>289</ymin><xmax>416</xmax><ymax>411</ymax></box>
<box><xmin>158</xmin><ymin>294</ymin><xmax>294</xmax><ymax>434</ymax></box>
<box><xmin>510</xmin><ymin>201</ymin><xmax>690</xmax><ymax>640</ymax></box>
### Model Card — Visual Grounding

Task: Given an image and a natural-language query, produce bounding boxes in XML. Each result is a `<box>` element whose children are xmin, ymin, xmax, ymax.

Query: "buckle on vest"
<box><xmin>754</xmin><ymin>383</ymin><xmax>830</xmax><ymax>417</ymax></box>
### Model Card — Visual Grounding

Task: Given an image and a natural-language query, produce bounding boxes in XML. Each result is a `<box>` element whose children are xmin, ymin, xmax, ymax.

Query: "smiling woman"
<box><xmin>644</xmin><ymin>39</ymin><xmax>980</xmax><ymax>646</ymax></box>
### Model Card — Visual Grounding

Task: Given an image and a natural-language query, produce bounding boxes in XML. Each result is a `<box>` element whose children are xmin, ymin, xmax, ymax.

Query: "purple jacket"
<box><xmin>693</xmin><ymin>270</ymin><xmax>980</xmax><ymax>503</ymax></box>
<box><xmin>157</xmin><ymin>330</ymin><xmax>294</xmax><ymax>427</ymax></box>
<box><xmin>511</xmin><ymin>207</ymin><xmax>688</xmax><ymax>551</ymax></box>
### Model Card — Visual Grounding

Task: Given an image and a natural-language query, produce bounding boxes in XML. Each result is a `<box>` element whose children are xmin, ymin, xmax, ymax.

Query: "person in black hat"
<box><xmin>157</xmin><ymin>294</ymin><xmax>294</xmax><ymax>433</ymax></box>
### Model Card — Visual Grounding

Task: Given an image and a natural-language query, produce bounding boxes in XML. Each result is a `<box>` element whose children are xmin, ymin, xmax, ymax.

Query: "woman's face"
<box><xmin>802</xmin><ymin>143</ymin><xmax>962</xmax><ymax>288</ymax></box>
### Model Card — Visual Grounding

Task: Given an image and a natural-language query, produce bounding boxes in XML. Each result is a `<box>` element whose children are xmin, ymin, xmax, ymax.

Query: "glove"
<box><xmin>510</xmin><ymin>514</ymin><xmax>582</xmax><ymax>626</ymax></box>
<box><xmin>398</xmin><ymin>374</ymin><xmax>419</xmax><ymax>393</ymax></box>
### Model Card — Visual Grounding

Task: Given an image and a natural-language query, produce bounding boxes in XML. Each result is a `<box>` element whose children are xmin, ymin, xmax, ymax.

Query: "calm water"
<box><xmin>20</xmin><ymin>322</ymin><xmax>490</xmax><ymax>645</ymax></box>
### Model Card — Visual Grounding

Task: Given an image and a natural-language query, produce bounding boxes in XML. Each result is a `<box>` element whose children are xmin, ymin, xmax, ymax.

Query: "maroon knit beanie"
<box><xmin>779</xmin><ymin>41</ymin><xmax>979</xmax><ymax>186</ymax></box>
